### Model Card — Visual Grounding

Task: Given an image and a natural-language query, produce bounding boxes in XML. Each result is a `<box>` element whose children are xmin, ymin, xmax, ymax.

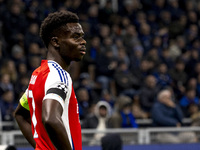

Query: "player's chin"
<box><xmin>74</xmin><ymin>56</ymin><xmax>84</xmax><ymax>62</ymax></box>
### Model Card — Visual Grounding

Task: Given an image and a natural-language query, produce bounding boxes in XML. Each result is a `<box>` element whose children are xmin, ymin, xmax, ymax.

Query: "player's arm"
<box><xmin>14</xmin><ymin>93</ymin><xmax>36</xmax><ymax>148</ymax></box>
<box><xmin>42</xmin><ymin>83</ymin><xmax>72</xmax><ymax>150</ymax></box>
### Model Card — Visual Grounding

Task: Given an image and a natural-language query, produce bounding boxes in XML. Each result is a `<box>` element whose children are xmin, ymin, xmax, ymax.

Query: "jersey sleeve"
<box><xmin>43</xmin><ymin>62</ymin><xmax>71</xmax><ymax>109</ymax></box>
<box><xmin>19</xmin><ymin>89</ymin><xmax>30</xmax><ymax>111</ymax></box>
<box><xmin>43</xmin><ymin>81</ymin><xmax>68</xmax><ymax>109</ymax></box>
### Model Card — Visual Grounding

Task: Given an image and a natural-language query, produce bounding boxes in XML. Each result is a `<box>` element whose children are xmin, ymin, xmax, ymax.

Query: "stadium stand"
<box><xmin>0</xmin><ymin>0</ymin><xmax>200</xmax><ymax>149</ymax></box>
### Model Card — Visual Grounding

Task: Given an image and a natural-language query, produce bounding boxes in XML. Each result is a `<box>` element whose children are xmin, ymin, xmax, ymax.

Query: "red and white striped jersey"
<box><xmin>22</xmin><ymin>60</ymin><xmax>82</xmax><ymax>150</ymax></box>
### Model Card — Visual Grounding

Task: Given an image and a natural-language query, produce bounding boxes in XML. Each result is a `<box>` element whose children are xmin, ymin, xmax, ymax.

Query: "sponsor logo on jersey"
<box><xmin>30</xmin><ymin>75</ymin><xmax>37</xmax><ymax>85</ymax></box>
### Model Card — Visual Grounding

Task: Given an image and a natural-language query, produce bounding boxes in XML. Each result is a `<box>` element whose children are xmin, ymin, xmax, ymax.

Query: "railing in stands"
<box><xmin>0</xmin><ymin>118</ymin><xmax>193</xmax><ymax>130</ymax></box>
<box><xmin>0</xmin><ymin>127</ymin><xmax>199</xmax><ymax>147</ymax></box>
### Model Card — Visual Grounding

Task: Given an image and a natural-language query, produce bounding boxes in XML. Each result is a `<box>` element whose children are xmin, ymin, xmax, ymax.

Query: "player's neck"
<box><xmin>46</xmin><ymin>49</ymin><xmax>70</xmax><ymax>70</ymax></box>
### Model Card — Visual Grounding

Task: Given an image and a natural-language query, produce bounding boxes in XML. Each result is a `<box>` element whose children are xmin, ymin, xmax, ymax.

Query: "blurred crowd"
<box><xmin>0</xmin><ymin>0</ymin><xmax>200</xmax><ymax>132</ymax></box>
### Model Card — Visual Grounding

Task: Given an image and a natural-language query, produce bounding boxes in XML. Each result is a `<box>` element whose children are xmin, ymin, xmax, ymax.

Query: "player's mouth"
<box><xmin>80</xmin><ymin>48</ymin><xmax>86</xmax><ymax>55</ymax></box>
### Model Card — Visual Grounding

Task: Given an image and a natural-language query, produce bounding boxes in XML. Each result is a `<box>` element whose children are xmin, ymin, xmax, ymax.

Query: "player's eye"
<box><xmin>73</xmin><ymin>33</ymin><xmax>84</xmax><ymax>40</ymax></box>
<box><xmin>73</xmin><ymin>35</ymin><xmax>79</xmax><ymax>39</ymax></box>
<box><xmin>73</xmin><ymin>34</ymin><xmax>80</xmax><ymax>40</ymax></box>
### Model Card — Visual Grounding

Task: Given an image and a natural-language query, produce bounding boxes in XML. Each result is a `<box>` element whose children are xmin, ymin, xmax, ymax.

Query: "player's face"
<box><xmin>59</xmin><ymin>23</ymin><xmax>86</xmax><ymax>62</ymax></box>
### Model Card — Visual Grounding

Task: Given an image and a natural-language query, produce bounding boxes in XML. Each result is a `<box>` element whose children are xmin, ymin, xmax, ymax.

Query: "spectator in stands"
<box><xmin>14</xmin><ymin>75</ymin><xmax>30</xmax><ymax>100</ymax></box>
<box><xmin>87</xmin><ymin>4</ymin><xmax>99</xmax><ymax>36</ymax></box>
<box><xmin>185</xmin><ymin>24</ymin><xmax>199</xmax><ymax>47</ymax></box>
<box><xmin>169</xmin><ymin>58</ymin><xmax>187</xmax><ymax>99</ymax></box>
<box><xmin>11</xmin><ymin>44</ymin><xmax>25</xmax><ymax>66</ymax></box>
<box><xmin>145</xmin><ymin>48</ymin><xmax>161</xmax><ymax>68</ymax></box>
<box><xmin>152</xmin><ymin>89</ymin><xmax>197</xmax><ymax>143</ymax></box>
<box><xmin>95</xmin><ymin>49</ymin><xmax>117</xmax><ymax>91</ymax></box>
<box><xmin>38</xmin><ymin>0</ymin><xmax>55</xmax><ymax>20</ymax></box>
<box><xmin>24</xmin><ymin>23</ymin><xmax>43</xmax><ymax>51</ymax></box>
<box><xmin>0</xmin><ymin>59</ymin><xmax>18</xmax><ymax>83</ymax></box>
<box><xmin>188</xmin><ymin>103</ymin><xmax>200</xmax><ymax>126</ymax></box>
<box><xmin>132</xmin><ymin>59</ymin><xmax>154</xmax><ymax>89</ymax></box>
<box><xmin>101</xmin><ymin>36</ymin><xmax>114</xmax><ymax>55</ymax></box>
<box><xmin>159</xmin><ymin>10</ymin><xmax>171</xmax><ymax>27</ymax></box>
<box><xmin>99</xmin><ymin>24</ymin><xmax>110</xmax><ymax>42</ymax></box>
<box><xmin>27</xmin><ymin>55</ymin><xmax>41</xmax><ymax>73</ymax></box>
<box><xmin>152</xmin><ymin>0</ymin><xmax>166</xmax><ymax>16</ymax></box>
<box><xmin>77</xmin><ymin>87</ymin><xmax>92</xmax><ymax>120</ymax></box>
<box><xmin>132</xmin><ymin>104</ymin><xmax>148</xmax><ymax>119</ymax></box>
<box><xmin>186</xmin><ymin>77</ymin><xmax>198</xmax><ymax>90</ymax></box>
<box><xmin>101</xmin><ymin>133</ymin><xmax>122</xmax><ymax>150</ymax></box>
<box><xmin>139</xmin><ymin>75</ymin><xmax>159</xmax><ymax>117</ymax></box>
<box><xmin>179</xmin><ymin>88</ymin><xmax>199</xmax><ymax>117</ymax></box>
<box><xmin>0</xmin><ymin>73</ymin><xmax>13</xmax><ymax>95</ymax></box>
<box><xmin>81</xmin><ymin>36</ymin><xmax>101</xmax><ymax>79</ymax></box>
<box><xmin>160</xmin><ymin>48</ymin><xmax>174</xmax><ymax>68</ymax></box>
<box><xmin>27</xmin><ymin>42</ymin><xmax>42</xmax><ymax>57</ymax></box>
<box><xmin>0</xmin><ymin>89</ymin><xmax>16</xmax><ymax>130</ymax></box>
<box><xmin>82</xmin><ymin>101</ymin><xmax>112</xmax><ymax>145</ymax></box>
<box><xmin>153</xmin><ymin>63</ymin><xmax>172</xmax><ymax>89</ymax></box>
<box><xmin>138</xmin><ymin>23</ymin><xmax>152</xmax><ymax>52</ymax></box>
<box><xmin>2</xmin><ymin>2</ymin><xmax>27</xmax><ymax>51</ymax></box>
<box><xmin>130</xmin><ymin>44</ymin><xmax>144</xmax><ymax>71</ymax></box>
<box><xmin>110</xmin><ymin>95</ymin><xmax>138</xmax><ymax>128</ymax></box>
<box><xmin>152</xmin><ymin>89</ymin><xmax>183</xmax><ymax>127</ymax></box>
<box><xmin>113</xmin><ymin>61</ymin><xmax>136</xmax><ymax>98</ymax></box>
<box><xmin>117</xmin><ymin>47</ymin><xmax>130</xmax><ymax>67</ymax></box>
<box><xmin>168</xmin><ymin>37</ymin><xmax>183</xmax><ymax>61</ymax></box>
<box><xmin>0</xmin><ymin>0</ymin><xmax>6</xmax><ymax>20</ymax></box>
<box><xmin>5</xmin><ymin>145</ymin><xmax>17</xmax><ymax>150</ymax></box>
<box><xmin>151</xmin><ymin>36</ymin><xmax>163</xmax><ymax>54</ymax></box>
<box><xmin>185</xmin><ymin>49</ymin><xmax>200</xmax><ymax>78</ymax></box>
<box><xmin>76</xmin><ymin>72</ymin><xmax>99</xmax><ymax>102</ymax></box>
<box><xmin>84</xmin><ymin>36</ymin><xmax>101</xmax><ymax>63</ymax></box>
<box><xmin>167</xmin><ymin>0</ymin><xmax>183</xmax><ymax>20</ymax></box>
<box><xmin>192</xmin><ymin>38</ymin><xmax>200</xmax><ymax>52</ymax></box>
<box><xmin>17</xmin><ymin>62</ymin><xmax>28</xmax><ymax>78</ymax></box>
<box><xmin>100</xmin><ymin>89</ymin><xmax>115</xmax><ymax>109</ymax></box>
<box><xmin>24</xmin><ymin>0</ymin><xmax>41</xmax><ymax>24</ymax></box>
<box><xmin>122</xmin><ymin>24</ymin><xmax>140</xmax><ymax>55</ymax></box>
<box><xmin>196</xmin><ymin>73</ymin><xmax>200</xmax><ymax>97</ymax></box>
<box><xmin>0</xmin><ymin>36</ymin><xmax>8</xmax><ymax>66</ymax></box>
<box><xmin>191</xmin><ymin>62</ymin><xmax>200</xmax><ymax>80</ymax></box>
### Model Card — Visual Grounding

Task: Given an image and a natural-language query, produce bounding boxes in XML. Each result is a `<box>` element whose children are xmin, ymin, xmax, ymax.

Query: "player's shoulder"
<box><xmin>46</xmin><ymin>60</ymin><xmax>72</xmax><ymax>85</ymax></box>
<box><xmin>33</xmin><ymin>60</ymin><xmax>49</xmax><ymax>76</ymax></box>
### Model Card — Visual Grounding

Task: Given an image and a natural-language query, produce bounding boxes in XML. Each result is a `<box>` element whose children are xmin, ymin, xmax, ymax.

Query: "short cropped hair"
<box><xmin>40</xmin><ymin>11</ymin><xmax>79</xmax><ymax>47</ymax></box>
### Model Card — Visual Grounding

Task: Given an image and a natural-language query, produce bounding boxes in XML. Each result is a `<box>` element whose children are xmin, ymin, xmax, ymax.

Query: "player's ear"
<box><xmin>50</xmin><ymin>37</ymin><xmax>60</xmax><ymax>49</ymax></box>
